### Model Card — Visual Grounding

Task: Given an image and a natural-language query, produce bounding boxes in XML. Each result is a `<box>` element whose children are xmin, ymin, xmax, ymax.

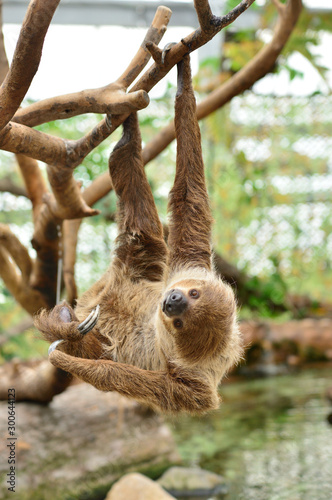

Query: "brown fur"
<box><xmin>34</xmin><ymin>55</ymin><xmax>243</xmax><ymax>414</ymax></box>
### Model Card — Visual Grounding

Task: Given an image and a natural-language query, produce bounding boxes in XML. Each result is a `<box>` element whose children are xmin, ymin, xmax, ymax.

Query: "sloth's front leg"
<box><xmin>34</xmin><ymin>302</ymin><xmax>104</xmax><ymax>360</ymax></box>
<box><xmin>48</xmin><ymin>350</ymin><xmax>219</xmax><ymax>414</ymax></box>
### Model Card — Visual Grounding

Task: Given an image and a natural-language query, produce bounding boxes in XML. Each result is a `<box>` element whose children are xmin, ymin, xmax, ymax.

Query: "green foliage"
<box><xmin>221</xmin><ymin>2</ymin><xmax>332</xmax><ymax>88</ymax></box>
<box><xmin>200</xmin><ymin>92</ymin><xmax>332</xmax><ymax>305</ymax></box>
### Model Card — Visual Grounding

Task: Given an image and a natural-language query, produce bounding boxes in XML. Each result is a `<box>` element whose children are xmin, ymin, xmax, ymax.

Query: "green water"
<box><xmin>168</xmin><ymin>367</ymin><xmax>332</xmax><ymax>500</ymax></box>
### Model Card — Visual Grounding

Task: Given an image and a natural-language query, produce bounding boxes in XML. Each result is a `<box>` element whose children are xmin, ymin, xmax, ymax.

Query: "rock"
<box><xmin>157</xmin><ymin>466</ymin><xmax>227</xmax><ymax>497</ymax></box>
<box><xmin>0</xmin><ymin>383</ymin><xmax>180</xmax><ymax>500</ymax></box>
<box><xmin>106</xmin><ymin>472</ymin><xmax>175</xmax><ymax>500</ymax></box>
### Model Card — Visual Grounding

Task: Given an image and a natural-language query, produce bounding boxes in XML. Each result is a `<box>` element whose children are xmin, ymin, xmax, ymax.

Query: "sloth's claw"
<box><xmin>48</xmin><ymin>339</ymin><xmax>64</xmax><ymax>355</ymax></box>
<box><xmin>161</xmin><ymin>42</ymin><xmax>176</xmax><ymax>64</ymax></box>
<box><xmin>77</xmin><ymin>304</ymin><xmax>100</xmax><ymax>335</ymax></box>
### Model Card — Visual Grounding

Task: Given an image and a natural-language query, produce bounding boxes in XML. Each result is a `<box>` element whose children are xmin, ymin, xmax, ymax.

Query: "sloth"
<box><xmin>35</xmin><ymin>54</ymin><xmax>242</xmax><ymax>414</ymax></box>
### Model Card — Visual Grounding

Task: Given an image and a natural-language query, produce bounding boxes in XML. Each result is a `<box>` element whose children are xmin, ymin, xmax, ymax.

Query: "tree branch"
<box><xmin>13</xmin><ymin>6</ymin><xmax>172</xmax><ymax>128</ymax></box>
<box><xmin>63</xmin><ymin>219</ymin><xmax>80</xmax><ymax>304</ymax></box>
<box><xmin>0</xmin><ymin>223</ymin><xmax>32</xmax><ymax>281</ymax></box>
<box><xmin>0</xmin><ymin>230</ymin><xmax>47</xmax><ymax>315</ymax></box>
<box><xmin>0</xmin><ymin>0</ymin><xmax>61</xmax><ymax>131</ymax></box>
<box><xmin>0</xmin><ymin>177</ymin><xmax>27</xmax><ymax>197</ymax></box>
<box><xmin>15</xmin><ymin>154</ymin><xmax>48</xmax><ymax>220</ymax></box>
<box><xmin>44</xmin><ymin>164</ymin><xmax>99</xmax><ymax>220</ymax></box>
<box><xmin>142</xmin><ymin>0</ymin><xmax>302</xmax><ymax>164</ymax></box>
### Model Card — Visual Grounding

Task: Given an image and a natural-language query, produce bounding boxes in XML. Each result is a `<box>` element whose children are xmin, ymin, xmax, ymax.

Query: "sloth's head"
<box><xmin>158</xmin><ymin>278</ymin><xmax>240</xmax><ymax>365</ymax></box>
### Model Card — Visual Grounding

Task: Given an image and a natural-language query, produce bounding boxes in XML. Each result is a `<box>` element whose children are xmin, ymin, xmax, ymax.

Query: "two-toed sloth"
<box><xmin>35</xmin><ymin>54</ymin><xmax>242</xmax><ymax>414</ymax></box>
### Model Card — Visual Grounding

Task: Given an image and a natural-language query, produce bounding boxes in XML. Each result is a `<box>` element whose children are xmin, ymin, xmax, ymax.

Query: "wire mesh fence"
<box><xmin>207</xmin><ymin>92</ymin><xmax>332</xmax><ymax>303</ymax></box>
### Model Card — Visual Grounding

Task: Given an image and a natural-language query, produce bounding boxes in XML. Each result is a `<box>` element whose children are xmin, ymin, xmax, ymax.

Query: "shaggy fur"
<box><xmin>34</xmin><ymin>55</ymin><xmax>243</xmax><ymax>414</ymax></box>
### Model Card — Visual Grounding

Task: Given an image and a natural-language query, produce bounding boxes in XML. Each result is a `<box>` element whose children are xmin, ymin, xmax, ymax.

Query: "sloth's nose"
<box><xmin>162</xmin><ymin>289</ymin><xmax>188</xmax><ymax>317</ymax></box>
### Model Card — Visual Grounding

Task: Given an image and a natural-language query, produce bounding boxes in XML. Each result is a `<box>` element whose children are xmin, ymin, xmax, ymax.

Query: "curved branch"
<box><xmin>44</xmin><ymin>164</ymin><xmax>99</xmax><ymax>220</ymax></box>
<box><xmin>130</xmin><ymin>0</ymin><xmax>256</xmax><ymax>95</ymax></box>
<box><xmin>0</xmin><ymin>177</ymin><xmax>27</xmax><ymax>197</ymax></box>
<box><xmin>13</xmin><ymin>6</ymin><xmax>172</xmax><ymax>128</ymax></box>
<box><xmin>142</xmin><ymin>0</ymin><xmax>302</xmax><ymax>164</ymax></box>
<box><xmin>0</xmin><ymin>0</ymin><xmax>61</xmax><ymax>131</ymax></box>
<box><xmin>0</xmin><ymin>238</ymin><xmax>47</xmax><ymax>315</ymax></box>
<box><xmin>0</xmin><ymin>223</ymin><xmax>32</xmax><ymax>281</ymax></box>
<box><xmin>15</xmin><ymin>154</ymin><xmax>48</xmax><ymax>220</ymax></box>
<box><xmin>0</xmin><ymin>122</ymin><xmax>67</xmax><ymax>166</ymax></box>
<box><xmin>116</xmin><ymin>6</ymin><xmax>172</xmax><ymax>88</ymax></box>
<box><xmin>13</xmin><ymin>86</ymin><xmax>150</xmax><ymax>128</ymax></box>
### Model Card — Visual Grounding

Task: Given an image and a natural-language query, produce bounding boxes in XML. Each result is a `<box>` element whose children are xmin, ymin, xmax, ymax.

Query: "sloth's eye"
<box><xmin>173</xmin><ymin>319</ymin><xmax>183</xmax><ymax>329</ymax></box>
<box><xmin>189</xmin><ymin>289</ymin><xmax>200</xmax><ymax>298</ymax></box>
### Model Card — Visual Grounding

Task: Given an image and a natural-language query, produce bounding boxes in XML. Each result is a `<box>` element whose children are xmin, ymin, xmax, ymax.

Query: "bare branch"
<box><xmin>44</xmin><ymin>164</ymin><xmax>99</xmax><ymax>220</ymax></box>
<box><xmin>129</xmin><ymin>0</ymin><xmax>256</xmax><ymax>95</ymax></box>
<box><xmin>0</xmin><ymin>237</ymin><xmax>46</xmax><ymax>315</ymax></box>
<box><xmin>15</xmin><ymin>154</ymin><xmax>48</xmax><ymax>220</ymax></box>
<box><xmin>13</xmin><ymin>6</ymin><xmax>172</xmax><ymax>128</ymax></box>
<box><xmin>142</xmin><ymin>0</ymin><xmax>303</xmax><ymax>164</ymax></box>
<box><xmin>0</xmin><ymin>122</ymin><xmax>67</xmax><ymax>166</ymax></box>
<box><xmin>0</xmin><ymin>223</ymin><xmax>32</xmax><ymax>281</ymax></box>
<box><xmin>63</xmin><ymin>219</ymin><xmax>80</xmax><ymax>304</ymax></box>
<box><xmin>0</xmin><ymin>177</ymin><xmax>27</xmax><ymax>197</ymax></box>
<box><xmin>116</xmin><ymin>5</ymin><xmax>172</xmax><ymax>88</ymax></box>
<box><xmin>271</xmin><ymin>0</ymin><xmax>286</xmax><ymax>15</ymax></box>
<box><xmin>145</xmin><ymin>42</ymin><xmax>163</xmax><ymax>65</ymax></box>
<box><xmin>0</xmin><ymin>0</ymin><xmax>61</xmax><ymax>131</ymax></box>
<box><xmin>194</xmin><ymin>0</ymin><xmax>215</xmax><ymax>33</ymax></box>
<box><xmin>13</xmin><ymin>86</ymin><xmax>150</xmax><ymax>128</ymax></box>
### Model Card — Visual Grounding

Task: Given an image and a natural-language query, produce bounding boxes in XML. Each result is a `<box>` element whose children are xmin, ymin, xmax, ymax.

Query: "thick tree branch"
<box><xmin>13</xmin><ymin>6</ymin><xmax>172</xmax><ymax>128</ymax></box>
<box><xmin>0</xmin><ymin>122</ymin><xmax>67</xmax><ymax>165</ymax></box>
<box><xmin>13</xmin><ymin>87</ymin><xmax>149</xmax><ymax>128</ymax></box>
<box><xmin>0</xmin><ymin>0</ymin><xmax>61</xmax><ymax>131</ymax></box>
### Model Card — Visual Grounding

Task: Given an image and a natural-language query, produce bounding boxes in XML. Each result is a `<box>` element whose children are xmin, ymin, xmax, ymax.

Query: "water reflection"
<box><xmin>169</xmin><ymin>367</ymin><xmax>332</xmax><ymax>500</ymax></box>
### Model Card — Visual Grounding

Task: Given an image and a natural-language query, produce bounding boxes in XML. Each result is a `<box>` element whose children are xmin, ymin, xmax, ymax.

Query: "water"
<box><xmin>168</xmin><ymin>367</ymin><xmax>332</xmax><ymax>500</ymax></box>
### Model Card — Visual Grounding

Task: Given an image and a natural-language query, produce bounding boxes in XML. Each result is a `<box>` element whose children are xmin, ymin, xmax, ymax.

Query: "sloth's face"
<box><xmin>159</xmin><ymin>278</ymin><xmax>237</xmax><ymax>363</ymax></box>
